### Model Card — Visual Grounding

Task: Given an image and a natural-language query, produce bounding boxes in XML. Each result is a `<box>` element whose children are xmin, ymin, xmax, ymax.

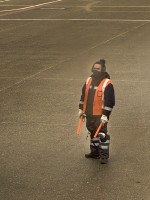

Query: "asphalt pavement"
<box><xmin>0</xmin><ymin>0</ymin><xmax>150</xmax><ymax>199</ymax></box>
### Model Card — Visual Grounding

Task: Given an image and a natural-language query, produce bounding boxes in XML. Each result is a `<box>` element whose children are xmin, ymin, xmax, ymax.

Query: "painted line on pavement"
<box><xmin>84</xmin><ymin>1</ymin><xmax>101</xmax><ymax>12</ymax></box>
<box><xmin>0</xmin><ymin>0</ymin><xmax>10</xmax><ymax>2</ymax></box>
<box><xmin>0</xmin><ymin>5</ymin><xmax>31</xmax><ymax>7</ymax></box>
<box><xmin>0</xmin><ymin>0</ymin><xmax>62</xmax><ymax>16</ymax></box>
<box><xmin>40</xmin><ymin>7</ymin><xmax>66</xmax><ymax>10</ymax></box>
<box><xmin>0</xmin><ymin>0</ymin><xmax>62</xmax><ymax>13</ymax></box>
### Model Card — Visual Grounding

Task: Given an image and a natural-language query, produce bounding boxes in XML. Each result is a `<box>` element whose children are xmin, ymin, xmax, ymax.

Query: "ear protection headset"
<box><xmin>91</xmin><ymin>59</ymin><xmax>106</xmax><ymax>72</ymax></box>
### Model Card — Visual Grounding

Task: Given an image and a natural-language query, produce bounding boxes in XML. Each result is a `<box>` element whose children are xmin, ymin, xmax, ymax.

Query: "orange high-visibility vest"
<box><xmin>83</xmin><ymin>77</ymin><xmax>112</xmax><ymax>115</ymax></box>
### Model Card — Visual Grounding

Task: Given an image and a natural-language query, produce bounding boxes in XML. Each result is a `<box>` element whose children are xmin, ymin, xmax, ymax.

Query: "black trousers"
<box><xmin>86</xmin><ymin>116</ymin><xmax>110</xmax><ymax>159</ymax></box>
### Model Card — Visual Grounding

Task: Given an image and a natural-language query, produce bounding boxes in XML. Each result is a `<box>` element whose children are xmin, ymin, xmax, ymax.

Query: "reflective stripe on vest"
<box><xmin>83</xmin><ymin>77</ymin><xmax>112</xmax><ymax>115</ymax></box>
<box><xmin>83</xmin><ymin>77</ymin><xmax>92</xmax><ymax>112</ymax></box>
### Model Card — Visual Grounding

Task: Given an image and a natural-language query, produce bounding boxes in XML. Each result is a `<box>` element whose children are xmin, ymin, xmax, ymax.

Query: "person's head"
<box><xmin>91</xmin><ymin>59</ymin><xmax>106</xmax><ymax>77</ymax></box>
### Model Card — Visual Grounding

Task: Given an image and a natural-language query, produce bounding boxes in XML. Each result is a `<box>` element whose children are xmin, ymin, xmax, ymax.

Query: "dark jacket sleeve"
<box><xmin>102</xmin><ymin>83</ymin><xmax>115</xmax><ymax>118</ymax></box>
<box><xmin>79</xmin><ymin>83</ymin><xmax>86</xmax><ymax>110</ymax></box>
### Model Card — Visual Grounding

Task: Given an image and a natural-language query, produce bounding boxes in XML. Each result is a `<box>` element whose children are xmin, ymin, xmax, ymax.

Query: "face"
<box><xmin>93</xmin><ymin>63</ymin><xmax>102</xmax><ymax>72</ymax></box>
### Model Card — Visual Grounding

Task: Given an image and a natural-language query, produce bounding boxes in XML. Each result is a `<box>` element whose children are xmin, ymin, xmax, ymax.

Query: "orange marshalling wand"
<box><xmin>94</xmin><ymin>123</ymin><xmax>102</xmax><ymax>138</ymax></box>
<box><xmin>77</xmin><ymin>116</ymin><xmax>83</xmax><ymax>135</ymax></box>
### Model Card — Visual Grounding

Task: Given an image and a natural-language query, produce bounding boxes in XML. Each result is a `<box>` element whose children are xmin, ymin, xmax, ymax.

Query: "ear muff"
<box><xmin>102</xmin><ymin>65</ymin><xmax>106</xmax><ymax>72</ymax></box>
<box><xmin>91</xmin><ymin>62</ymin><xmax>97</xmax><ymax>72</ymax></box>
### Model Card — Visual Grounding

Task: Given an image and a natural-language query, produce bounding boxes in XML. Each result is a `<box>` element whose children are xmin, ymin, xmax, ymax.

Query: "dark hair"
<box><xmin>91</xmin><ymin>59</ymin><xmax>106</xmax><ymax>72</ymax></box>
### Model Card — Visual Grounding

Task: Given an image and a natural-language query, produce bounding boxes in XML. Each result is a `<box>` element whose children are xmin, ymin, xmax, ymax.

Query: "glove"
<box><xmin>78</xmin><ymin>109</ymin><xmax>83</xmax><ymax>118</ymax></box>
<box><xmin>99</xmin><ymin>132</ymin><xmax>106</xmax><ymax>139</ymax></box>
<box><xmin>78</xmin><ymin>109</ymin><xmax>86</xmax><ymax>118</ymax></box>
<box><xmin>101</xmin><ymin>115</ymin><xmax>108</xmax><ymax>125</ymax></box>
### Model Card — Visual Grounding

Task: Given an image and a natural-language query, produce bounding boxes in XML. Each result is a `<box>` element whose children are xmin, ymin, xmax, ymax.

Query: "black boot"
<box><xmin>85</xmin><ymin>137</ymin><xmax>100</xmax><ymax>159</ymax></box>
<box><xmin>100</xmin><ymin>157</ymin><xmax>108</xmax><ymax>164</ymax></box>
<box><xmin>85</xmin><ymin>152</ymin><xmax>100</xmax><ymax>159</ymax></box>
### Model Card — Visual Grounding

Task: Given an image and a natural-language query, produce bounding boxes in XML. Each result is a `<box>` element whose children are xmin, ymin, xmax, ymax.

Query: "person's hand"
<box><xmin>101</xmin><ymin>115</ymin><xmax>108</xmax><ymax>125</ymax></box>
<box><xmin>99</xmin><ymin>132</ymin><xmax>106</xmax><ymax>139</ymax></box>
<box><xmin>78</xmin><ymin>109</ymin><xmax>83</xmax><ymax>118</ymax></box>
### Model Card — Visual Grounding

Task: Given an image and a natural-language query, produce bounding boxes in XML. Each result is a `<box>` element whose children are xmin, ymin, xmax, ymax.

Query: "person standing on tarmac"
<box><xmin>78</xmin><ymin>59</ymin><xmax>115</xmax><ymax>164</ymax></box>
